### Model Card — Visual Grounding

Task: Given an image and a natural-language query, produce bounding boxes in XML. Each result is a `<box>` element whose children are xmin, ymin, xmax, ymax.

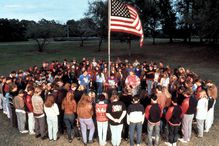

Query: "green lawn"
<box><xmin>0</xmin><ymin>40</ymin><xmax>104</xmax><ymax>75</ymax></box>
<box><xmin>0</xmin><ymin>38</ymin><xmax>218</xmax><ymax>79</ymax></box>
<box><xmin>0</xmin><ymin>39</ymin><xmax>153</xmax><ymax>75</ymax></box>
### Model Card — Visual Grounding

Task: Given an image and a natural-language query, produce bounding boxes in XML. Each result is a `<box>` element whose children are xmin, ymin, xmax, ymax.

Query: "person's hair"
<box><xmin>45</xmin><ymin>94</ymin><xmax>55</xmax><ymax>107</ymax></box>
<box><xmin>6</xmin><ymin>77</ymin><xmax>12</xmax><ymax>81</ymax></box>
<box><xmin>65</xmin><ymin>91</ymin><xmax>74</xmax><ymax>101</ymax></box>
<box><xmin>207</xmin><ymin>83</ymin><xmax>217</xmax><ymax>99</ymax></box>
<box><xmin>102</xmin><ymin>92</ymin><xmax>109</xmax><ymax>100</ymax></box>
<box><xmin>27</xmin><ymin>86</ymin><xmax>34</xmax><ymax>92</ymax></box>
<box><xmin>156</xmin><ymin>85</ymin><xmax>162</xmax><ymax>91</ymax></box>
<box><xmin>183</xmin><ymin>89</ymin><xmax>193</xmax><ymax>97</ymax></box>
<box><xmin>34</xmin><ymin>86</ymin><xmax>42</xmax><ymax>95</ymax></box>
<box><xmin>150</xmin><ymin>94</ymin><xmax>158</xmax><ymax>101</ymax></box>
<box><xmin>78</xmin><ymin>94</ymin><xmax>91</xmax><ymax>108</ymax></box>
<box><xmin>132</xmin><ymin>95</ymin><xmax>140</xmax><ymax>103</ymax></box>
<box><xmin>110</xmin><ymin>94</ymin><xmax>119</xmax><ymax>102</ymax></box>
<box><xmin>78</xmin><ymin>85</ymin><xmax>85</xmax><ymax>91</ymax></box>
<box><xmin>64</xmin><ymin>83</ymin><xmax>71</xmax><ymax>91</ymax></box>
<box><xmin>18</xmin><ymin>89</ymin><xmax>25</xmax><ymax>95</ymax></box>
<box><xmin>112</xmin><ymin>89</ymin><xmax>118</xmax><ymax>96</ymax></box>
<box><xmin>99</xmin><ymin>94</ymin><xmax>105</xmax><ymax>101</ymax></box>
<box><xmin>71</xmin><ymin>83</ymin><xmax>77</xmax><ymax>88</ymax></box>
<box><xmin>172</xmin><ymin>97</ymin><xmax>178</xmax><ymax>104</ymax></box>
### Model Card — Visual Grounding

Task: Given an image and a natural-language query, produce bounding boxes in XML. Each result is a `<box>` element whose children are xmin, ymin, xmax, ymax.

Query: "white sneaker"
<box><xmin>164</xmin><ymin>142</ymin><xmax>172</xmax><ymax>146</ymax></box>
<box><xmin>152</xmin><ymin>136</ymin><xmax>155</xmax><ymax>140</ymax></box>
<box><xmin>173</xmin><ymin>142</ymin><xmax>177</xmax><ymax>146</ymax></box>
<box><xmin>29</xmin><ymin>132</ymin><xmax>36</xmax><ymax>135</ymax></box>
<box><xmin>20</xmin><ymin>130</ymin><xmax>28</xmax><ymax>134</ymax></box>
<box><xmin>178</xmin><ymin>138</ymin><xmax>188</xmax><ymax>143</ymax></box>
<box><xmin>204</xmin><ymin>129</ymin><xmax>209</xmax><ymax>133</ymax></box>
<box><xmin>137</xmin><ymin>144</ymin><xmax>140</xmax><ymax>146</ymax></box>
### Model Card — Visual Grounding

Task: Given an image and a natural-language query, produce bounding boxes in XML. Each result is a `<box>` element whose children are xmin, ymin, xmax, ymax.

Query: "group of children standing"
<box><xmin>0</xmin><ymin>58</ymin><xmax>217</xmax><ymax>146</ymax></box>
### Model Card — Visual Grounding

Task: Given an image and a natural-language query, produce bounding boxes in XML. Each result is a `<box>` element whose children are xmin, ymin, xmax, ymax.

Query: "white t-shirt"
<box><xmin>196</xmin><ymin>98</ymin><xmax>208</xmax><ymax>120</ymax></box>
<box><xmin>44</xmin><ymin>103</ymin><xmax>59</xmax><ymax>118</ymax></box>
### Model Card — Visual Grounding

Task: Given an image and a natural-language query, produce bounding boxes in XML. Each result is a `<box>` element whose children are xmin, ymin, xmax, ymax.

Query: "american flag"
<box><xmin>110</xmin><ymin>0</ymin><xmax>144</xmax><ymax>47</ymax></box>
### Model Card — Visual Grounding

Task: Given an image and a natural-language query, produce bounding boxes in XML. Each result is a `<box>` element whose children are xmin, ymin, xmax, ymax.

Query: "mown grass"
<box><xmin>0</xmin><ymin>38</ymin><xmax>218</xmax><ymax>77</ymax></box>
<box><xmin>0</xmin><ymin>40</ymin><xmax>104</xmax><ymax>75</ymax></box>
<box><xmin>0</xmin><ymin>39</ymin><xmax>154</xmax><ymax>75</ymax></box>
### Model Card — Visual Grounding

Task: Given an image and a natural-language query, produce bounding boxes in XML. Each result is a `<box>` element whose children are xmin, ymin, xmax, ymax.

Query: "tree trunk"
<box><xmin>153</xmin><ymin>36</ymin><xmax>155</xmax><ymax>45</ymax></box>
<box><xmin>200</xmin><ymin>37</ymin><xmax>203</xmax><ymax>43</ymax></box>
<box><xmin>169</xmin><ymin>36</ymin><xmax>173</xmax><ymax>43</ymax></box>
<box><xmin>98</xmin><ymin>37</ymin><xmax>103</xmax><ymax>52</ymax></box>
<box><xmin>80</xmin><ymin>37</ymin><xmax>84</xmax><ymax>47</ymax></box>
<box><xmin>189</xmin><ymin>36</ymin><xmax>191</xmax><ymax>43</ymax></box>
<box><xmin>184</xmin><ymin>37</ymin><xmax>187</xmax><ymax>43</ymax></box>
<box><xmin>35</xmin><ymin>38</ymin><xmax>47</xmax><ymax>52</ymax></box>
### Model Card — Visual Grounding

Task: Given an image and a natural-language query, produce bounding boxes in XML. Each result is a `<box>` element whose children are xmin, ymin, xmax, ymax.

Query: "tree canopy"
<box><xmin>0</xmin><ymin>0</ymin><xmax>218</xmax><ymax>45</ymax></box>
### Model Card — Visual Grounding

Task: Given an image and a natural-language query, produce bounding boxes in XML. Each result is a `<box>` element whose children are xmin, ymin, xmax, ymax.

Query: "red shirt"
<box><xmin>25</xmin><ymin>94</ymin><xmax>33</xmax><ymax>112</ymax></box>
<box><xmin>95</xmin><ymin>102</ymin><xmax>108</xmax><ymax>122</ymax></box>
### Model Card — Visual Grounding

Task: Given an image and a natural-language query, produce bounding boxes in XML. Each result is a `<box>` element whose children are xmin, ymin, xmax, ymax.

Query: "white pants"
<box><xmin>97</xmin><ymin>121</ymin><xmax>108</xmax><ymax>146</ymax></box>
<box><xmin>205</xmin><ymin>100</ymin><xmax>216</xmax><ymax>131</ymax></box>
<box><xmin>110</xmin><ymin>124</ymin><xmax>123</xmax><ymax>146</ymax></box>
<box><xmin>2</xmin><ymin>96</ymin><xmax>7</xmax><ymax>114</ymax></box>
<box><xmin>0</xmin><ymin>93</ymin><xmax>3</xmax><ymax>109</ymax></box>
<box><xmin>28</xmin><ymin>112</ymin><xmax>35</xmax><ymax>134</ymax></box>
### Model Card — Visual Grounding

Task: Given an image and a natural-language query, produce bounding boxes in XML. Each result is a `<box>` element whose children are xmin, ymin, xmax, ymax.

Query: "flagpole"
<box><xmin>108</xmin><ymin>0</ymin><xmax>111</xmax><ymax>77</ymax></box>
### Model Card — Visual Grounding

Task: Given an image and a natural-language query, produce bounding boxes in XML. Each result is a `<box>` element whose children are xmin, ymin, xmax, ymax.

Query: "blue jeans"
<box><xmin>129</xmin><ymin>122</ymin><xmax>142</xmax><ymax>146</ymax></box>
<box><xmin>96</xmin><ymin>82</ymin><xmax>103</xmax><ymax>95</ymax></box>
<box><xmin>146</xmin><ymin>80</ymin><xmax>154</xmax><ymax>96</ymax></box>
<box><xmin>47</xmin><ymin>116</ymin><xmax>58</xmax><ymax>140</ymax></box>
<box><xmin>64</xmin><ymin>114</ymin><xmax>75</xmax><ymax>139</ymax></box>
<box><xmin>110</xmin><ymin>124</ymin><xmax>123</xmax><ymax>146</ymax></box>
<box><xmin>168</xmin><ymin>124</ymin><xmax>179</xmax><ymax>144</ymax></box>
<box><xmin>5</xmin><ymin>93</ymin><xmax>11</xmax><ymax>118</ymax></box>
<box><xmin>147</xmin><ymin>123</ymin><xmax>160</xmax><ymax>146</ymax></box>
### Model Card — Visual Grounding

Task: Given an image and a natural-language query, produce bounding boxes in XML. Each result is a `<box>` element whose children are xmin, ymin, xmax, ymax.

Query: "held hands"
<box><xmin>113</xmin><ymin>118</ymin><xmax>121</xmax><ymax>123</ymax></box>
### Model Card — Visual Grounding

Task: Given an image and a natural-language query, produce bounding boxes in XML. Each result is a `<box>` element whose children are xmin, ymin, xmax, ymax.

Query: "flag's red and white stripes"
<box><xmin>110</xmin><ymin>4</ymin><xmax>144</xmax><ymax>47</ymax></box>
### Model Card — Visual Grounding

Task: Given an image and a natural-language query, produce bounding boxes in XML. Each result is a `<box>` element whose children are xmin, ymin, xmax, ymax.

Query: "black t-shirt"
<box><xmin>186</xmin><ymin>96</ymin><xmax>197</xmax><ymax>115</ymax></box>
<box><xmin>107</xmin><ymin>100</ymin><xmax>126</xmax><ymax>125</ymax></box>
<box><xmin>149</xmin><ymin>103</ymin><xmax>161</xmax><ymax>123</ymax></box>
<box><xmin>146</xmin><ymin>70</ymin><xmax>155</xmax><ymax>80</ymax></box>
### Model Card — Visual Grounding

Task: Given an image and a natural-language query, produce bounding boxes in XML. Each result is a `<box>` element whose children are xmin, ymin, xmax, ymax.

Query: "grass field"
<box><xmin>0</xmin><ymin>40</ymin><xmax>105</xmax><ymax>75</ymax></box>
<box><xmin>0</xmin><ymin>39</ymin><xmax>219</xmax><ymax>146</ymax></box>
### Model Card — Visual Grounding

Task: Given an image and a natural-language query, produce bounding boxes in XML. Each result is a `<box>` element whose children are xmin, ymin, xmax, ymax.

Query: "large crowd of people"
<box><xmin>0</xmin><ymin>57</ymin><xmax>217</xmax><ymax>146</ymax></box>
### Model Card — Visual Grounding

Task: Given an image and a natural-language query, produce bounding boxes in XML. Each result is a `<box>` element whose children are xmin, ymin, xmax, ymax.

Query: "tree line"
<box><xmin>0</xmin><ymin>0</ymin><xmax>218</xmax><ymax>51</ymax></box>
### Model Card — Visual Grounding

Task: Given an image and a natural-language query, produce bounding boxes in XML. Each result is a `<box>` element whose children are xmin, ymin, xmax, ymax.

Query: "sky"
<box><xmin>0</xmin><ymin>0</ymin><xmax>93</xmax><ymax>24</ymax></box>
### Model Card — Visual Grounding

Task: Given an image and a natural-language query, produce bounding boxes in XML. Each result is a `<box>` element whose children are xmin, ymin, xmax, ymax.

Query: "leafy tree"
<box><xmin>0</xmin><ymin>19</ymin><xmax>27</xmax><ymax>42</ymax></box>
<box><xmin>66</xmin><ymin>19</ymin><xmax>79</xmax><ymax>37</ymax></box>
<box><xmin>77</xmin><ymin>18</ymin><xmax>97</xmax><ymax>47</ymax></box>
<box><xmin>86</xmin><ymin>0</ymin><xmax>108</xmax><ymax>51</ymax></box>
<box><xmin>159</xmin><ymin>0</ymin><xmax>177</xmax><ymax>43</ymax></box>
<box><xmin>176</xmin><ymin>0</ymin><xmax>194</xmax><ymax>43</ymax></box>
<box><xmin>26</xmin><ymin>19</ymin><xmax>65</xmax><ymax>52</ymax></box>
<box><xmin>143</xmin><ymin>0</ymin><xmax>161</xmax><ymax>45</ymax></box>
<box><xmin>198</xmin><ymin>0</ymin><xmax>219</xmax><ymax>43</ymax></box>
